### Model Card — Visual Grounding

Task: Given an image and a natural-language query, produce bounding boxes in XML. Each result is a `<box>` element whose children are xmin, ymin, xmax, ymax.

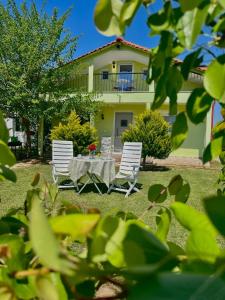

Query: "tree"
<box><xmin>122</xmin><ymin>110</ymin><xmax>171</xmax><ymax>166</ymax></box>
<box><xmin>0</xmin><ymin>0</ymin><xmax>99</xmax><ymax>156</ymax></box>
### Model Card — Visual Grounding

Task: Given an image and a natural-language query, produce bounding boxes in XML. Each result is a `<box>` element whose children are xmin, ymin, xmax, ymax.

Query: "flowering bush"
<box><xmin>50</xmin><ymin>111</ymin><xmax>98</xmax><ymax>156</ymax></box>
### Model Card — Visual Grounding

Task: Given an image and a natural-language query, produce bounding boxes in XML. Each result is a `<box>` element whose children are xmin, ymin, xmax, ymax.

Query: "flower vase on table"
<box><xmin>88</xmin><ymin>143</ymin><xmax>97</xmax><ymax>159</ymax></box>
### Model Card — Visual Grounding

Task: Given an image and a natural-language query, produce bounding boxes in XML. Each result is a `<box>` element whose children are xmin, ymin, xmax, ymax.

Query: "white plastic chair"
<box><xmin>108</xmin><ymin>142</ymin><xmax>142</xmax><ymax>197</ymax></box>
<box><xmin>100</xmin><ymin>137</ymin><xmax>113</xmax><ymax>158</ymax></box>
<box><xmin>52</xmin><ymin>140</ymin><xmax>77</xmax><ymax>190</ymax></box>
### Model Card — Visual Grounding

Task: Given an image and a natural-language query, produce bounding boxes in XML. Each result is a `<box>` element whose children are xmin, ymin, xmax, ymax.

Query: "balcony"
<box><xmin>66</xmin><ymin>72</ymin><xmax>150</xmax><ymax>93</ymax></box>
<box><xmin>94</xmin><ymin>73</ymin><xmax>149</xmax><ymax>93</ymax></box>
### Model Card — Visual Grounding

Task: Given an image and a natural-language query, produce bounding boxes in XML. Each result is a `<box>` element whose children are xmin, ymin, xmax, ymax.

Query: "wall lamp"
<box><xmin>112</xmin><ymin>61</ymin><xmax>116</xmax><ymax>69</ymax></box>
<box><xmin>101</xmin><ymin>113</ymin><xmax>104</xmax><ymax>120</ymax></box>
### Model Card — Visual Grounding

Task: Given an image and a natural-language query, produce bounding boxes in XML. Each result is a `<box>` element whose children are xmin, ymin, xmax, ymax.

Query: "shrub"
<box><xmin>50</xmin><ymin>111</ymin><xmax>98</xmax><ymax>155</ymax></box>
<box><xmin>122</xmin><ymin>110</ymin><xmax>172</xmax><ymax>166</ymax></box>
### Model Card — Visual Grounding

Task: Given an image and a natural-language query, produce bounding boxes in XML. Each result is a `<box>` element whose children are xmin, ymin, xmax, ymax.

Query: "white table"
<box><xmin>68</xmin><ymin>157</ymin><xmax>116</xmax><ymax>194</ymax></box>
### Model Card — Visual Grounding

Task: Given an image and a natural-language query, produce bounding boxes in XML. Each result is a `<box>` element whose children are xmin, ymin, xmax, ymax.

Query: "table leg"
<box><xmin>78</xmin><ymin>173</ymin><xmax>102</xmax><ymax>195</ymax></box>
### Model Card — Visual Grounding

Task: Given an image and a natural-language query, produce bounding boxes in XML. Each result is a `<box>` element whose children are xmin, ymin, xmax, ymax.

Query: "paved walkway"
<box><xmin>112</xmin><ymin>152</ymin><xmax>206</xmax><ymax>168</ymax></box>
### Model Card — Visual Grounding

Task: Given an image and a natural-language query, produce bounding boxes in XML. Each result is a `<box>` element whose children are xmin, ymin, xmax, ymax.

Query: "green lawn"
<box><xmin>0</xmin><ymin>163</ymin><xmax>219</xmax><ymax>245</ymax></box>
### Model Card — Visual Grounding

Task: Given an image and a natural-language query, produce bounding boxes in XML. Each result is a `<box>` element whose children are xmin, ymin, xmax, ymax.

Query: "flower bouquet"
<box><xmin>88</xmin><ymin>143</ymin><xmax>97</xmax><ymax>159</ymax></box>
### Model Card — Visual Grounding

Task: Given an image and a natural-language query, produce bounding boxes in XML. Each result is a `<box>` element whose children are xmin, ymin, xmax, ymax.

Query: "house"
<box><xmin>68</xmin><ymin>37</ymin><xmax>212</xmax><ymax>158</ymax></box>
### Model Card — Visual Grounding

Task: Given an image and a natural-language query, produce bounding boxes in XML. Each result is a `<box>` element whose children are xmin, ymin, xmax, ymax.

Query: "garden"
<box><xmin>0</xmin><ymin>0</ymin><xmax>225</xmax><ymax>299</ymax></box>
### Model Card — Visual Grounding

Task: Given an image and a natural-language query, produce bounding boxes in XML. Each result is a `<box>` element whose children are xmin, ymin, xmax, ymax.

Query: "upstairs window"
<box><xmin>119</xmin><ymin>64</ymin><xmax>132</xmax><ymax>73</ymax></box>
<box><xmin>102</xmin><ymin>71</ymin><xmax>109</xmax><ymax>80</ymax></box>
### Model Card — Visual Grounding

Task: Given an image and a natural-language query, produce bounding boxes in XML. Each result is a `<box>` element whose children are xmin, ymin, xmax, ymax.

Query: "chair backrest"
<box><xmin>52</xmin><ymin>140</ymin><xmax>73</xmax><ymax>173</ymax></box>
<box><xmin>119</xmin><ymin>142</ymin><xmax>142</xmax><ymax>175</ymax></box>
<box><xmin>100</xmin><ymin>137</ymin><xmax>113</xmax><ymax>156</ymax></box>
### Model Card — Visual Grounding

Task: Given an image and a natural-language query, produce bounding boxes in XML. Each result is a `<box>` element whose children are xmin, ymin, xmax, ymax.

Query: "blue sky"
<box><xmin>5</xmin><ymin>0</ymin><xmax>223</xmax><ymax>124</ymax></box>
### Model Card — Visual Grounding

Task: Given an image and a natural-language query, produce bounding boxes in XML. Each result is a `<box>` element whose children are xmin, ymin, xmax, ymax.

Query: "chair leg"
<box><xmin>125</xmin><ymin>180</ymin><xmax>138</xmax><ymax>198</ymax></box>
<box><xmin>107</xmin><ymin>182</ymin><xmax>115</xmax><ymax>194</ymax></box>
<box><xmin>125</xmin><ymin>182</ymin><xmax>134</xmax><ymax>198</ymax></box>
<box><xmin>52</xmin><ymin>173</ymin><xmax>58</xmax><ymax>185</ymax></box>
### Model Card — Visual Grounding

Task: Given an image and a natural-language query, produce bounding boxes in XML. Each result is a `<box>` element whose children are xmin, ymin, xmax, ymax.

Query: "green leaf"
<box><xmin>0</xmin><ymin>234</ymin><xmax>25</xmax><ymax>272</ymax></box>
<box><xmin>29</xmin><ymin>193</ymin><xmax>72</xmax><ymax>274</ymax></box>
<box><xmin>204</xmin><ymin>195</ymin><xmax>225</xmax><ymax>237</ymax></box>
<box><xmin>50</xmin><ymin>214</ymin><xmax>100</xmax><ymax>240</ymax></box>
<box><xmin>168</xmin><ymin>175</ymin><xmax>183</xmax><ymax>195</ymax></box>
<box><xmin>187</xmin><ymin>88</ymin><xmax>213</xmax><ymax>124</ymax></box>
<box><xmin>31</xmin><ymin>173</ymin><xmax>40</xmax><ymax>187</ymax></box>
<box><xmin>13</xmin><ymin>281</ymin><xmax>36</xmax><ymax>300</ymax></box>
<box><xmin>0</xmin><ymin>141</ymin><xmax>16</xmax><ymax>166</ymax></box>
<box><xmin>179</xmin><ymin>0</ymin><xmax>205</xmax><ymax>11</ymax></box>
<box><xmin>204</xmin><ymin>55</ymin><xmax>225</xmax><ymax>103</ymax></box>
<box><xmin>167</xmin><ymin>66</ymin><xmax>183</xmax><ymax>104</ymax></box>
<box><xmin>171</xmin><ymin>112</ymin><xmax>188</xmax><ymax>150</ymax></box>
<box><xmin>123</xmin><ymin>223</ymin><xmax>169</xmax><ymax>266</ymax></box>
<box><xmin>167</xmin><ymin>241</ymin><xmax>185</xmax><ymax>256</ymax></box>
<box><xmin>0</xmin><ymin>165</ymin><xmax>16</xmax><ymax>182</ymax></box>
<box><xmin>120</xmin><ymin>0</ymin><xmax>142</xmax><ymax>29</ymax></box>
<box><xmin>181</xmin><ymin>49</ymin><xmax>203</xmax><ymax>80</ymax></box>
<box><xmin>177</xmin><ymin>4</ymin><xmax>209</xmax><ymax>49</ymax></box>
<box><xmin>175</xmin><ymin>182</ymin><xmax>191</xmax><ymax>203</ymax></box>
<box><xmin>0</xmin><ymin>112</ymin><xmax>9</xmax><ymax>143</ymax></box>
<box><xmin>148</xmin><ymin>184</ymin><xmax>167</xmax><ymax>203</ymax></box>
<box><xmin>186</xmin><ymin>229</ymin><xmax>220</xmax><ymax>263</ymax></box>
<box><xmin>36</xmin><ymin>276</ymin><xmax>59</xmax><ymax>300</ymax></box>
<box><xmin>147</xmin><ymin>2</ymin><xmax>172</xmax><ymax>32</ymax></box>
<box><xmin>218</xmin><ymin>0</ymin><xmax>225</xmax><ymax>8</ymax></box>
<box><xmin>203</xmin><ymin>136</ymin><xmax>224</xmax><ymax>164</ymax></box>
<box><xmin>94</xmin><ymin>0</ymin><xmax>123</xmax><ymax>36</ymax></box>
<box><xmin>129</xmin><ymin>273</ymin><xmax>225</xmax><ymax>300</ymax></box>
<box><xmin>171</xmin><ymin>202</ymin><xmax>217</xmax><ymax>237</ymax></box>
<box><xmin>156</xmin><ymin>208</ymin><xmax>171</xmax><ymax>241</ymax></box>
<box><xmin>89</xmin><ymin>215</ymin><xmax>121</xmax><ymax>263</ymax></box>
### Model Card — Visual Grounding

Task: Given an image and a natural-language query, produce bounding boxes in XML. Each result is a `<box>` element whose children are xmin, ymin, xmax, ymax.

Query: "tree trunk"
<box><xmin>38</xmin><ymin>117</ymin><xmax>44</xmax><ymax>158</ymax></box>
<box><xmin>22</xmin><ymin>118</ymin><xmax>31</xmax><ymax>157</ymax></box>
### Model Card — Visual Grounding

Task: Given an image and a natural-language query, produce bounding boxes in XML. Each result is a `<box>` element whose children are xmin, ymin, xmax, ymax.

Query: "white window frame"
<box><xmin>119</xmin><ymin>63</ymin><xmax>133</xmax><ymax>74</ymax></box>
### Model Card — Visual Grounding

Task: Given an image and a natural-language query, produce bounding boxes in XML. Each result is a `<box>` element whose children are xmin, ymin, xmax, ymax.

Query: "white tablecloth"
<box><xmin>69</xmin><ymin>157</ymin><xmax>116</xmax><ymax>187</ymax></box>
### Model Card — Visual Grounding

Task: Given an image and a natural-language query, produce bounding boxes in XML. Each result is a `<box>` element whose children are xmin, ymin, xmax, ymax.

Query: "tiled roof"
<box><xmin>69</xmin><ymin>37</ymin><xmax>207</xmax><ymax>71</ymax></box>
<box><xmin>74</xmin><ymin>37</ymin><xmax>150</xmax><ymax>61</ymax></box>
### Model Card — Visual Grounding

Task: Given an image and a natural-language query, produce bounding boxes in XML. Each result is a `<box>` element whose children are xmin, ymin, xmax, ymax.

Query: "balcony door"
<box><xmin>118</xmin><ymin>64</ymin><xmax>133</xmax><ymax>91</ymax></box>
<box><xmin>114</xmin><ymin>112</ymin><xmax>133</xmax><ymax>151</ymax></box>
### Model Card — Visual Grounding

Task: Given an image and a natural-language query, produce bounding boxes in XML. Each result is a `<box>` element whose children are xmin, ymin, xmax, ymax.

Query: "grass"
<box><xmin>0</xmin><ymin>163</ymin><xmax>220</xmax><ymax>245</ymax></box>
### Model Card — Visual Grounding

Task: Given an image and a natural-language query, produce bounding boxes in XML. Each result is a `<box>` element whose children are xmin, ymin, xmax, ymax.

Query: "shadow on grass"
<box><xmin>77</xmin><ymin>182</ymin><xmax>143</xmax><ymax>196</ymax></box>
<box><xmin>141</xmin><ymin>163</ymin><xmax>171</xmax><ymax>172</ymax></box>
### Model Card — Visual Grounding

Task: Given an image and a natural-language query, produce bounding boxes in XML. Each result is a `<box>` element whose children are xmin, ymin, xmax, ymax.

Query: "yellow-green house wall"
<box><xmin>95</xmin><ymin>103</ymin><xmax>207</xmax><ymax>158</ymax></box>
<box><xmin>68</xmin><ymin>44</ymin><xmax>209</xmax><ymax>159</ymax></box>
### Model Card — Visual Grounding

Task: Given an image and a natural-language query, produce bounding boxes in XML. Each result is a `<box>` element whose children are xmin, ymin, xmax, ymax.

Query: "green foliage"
<box><xmin>2</xmin><ymin>0</ymin><xmax>225</xmax><ymax>298</ymax></box>
<box><xmin>204</xmin><ymin>55</ymin><xmax>225</xmax><ymax>103</ymax></box>
<box><xmin>0</xmin><ymin>169</ymin><xmax>225</xmax><ymax>299</ymax></box>
<box><xmin>0</xmin><ymin>112</ymin><xmax>16</xmax><ymax>182</ymax></box>
<box><xmin>94</xmin><ymin>0</ymin><xmax>225</xmax><ymax>162</ymax></box>
<box><xmin>50</xmin><ymin>111</ymin><xmax>98</xmax><ymax>156</ymax></box>
<box><xmin>171</xmin><ymin>112</ymin><xmax>188</xmax><ymax>150</ymax></box>
<box><xmin>122</xmin><ymin>110</ymin><xmax>171</xmax><ymax>163</ymax></box>
<box><xmin>0</xmin><ymin>0</ymin><xmax>78</xmax><ymax>122</ymax></box>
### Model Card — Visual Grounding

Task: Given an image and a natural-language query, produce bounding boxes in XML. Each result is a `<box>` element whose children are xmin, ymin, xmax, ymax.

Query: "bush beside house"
<box><xmin>50</xmin><ymin>111</ymin><xmax>98</xmax><ymax>156</ymax></box>
<box><xmin>122</xmin><ymin>110</ymin><xmax>172</xmax><ymax>166</ymax></box>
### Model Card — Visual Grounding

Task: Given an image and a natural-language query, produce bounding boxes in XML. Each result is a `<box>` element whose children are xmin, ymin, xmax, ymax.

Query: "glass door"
<box><xmin>118</xmin><ymin>64</ymin><xmax>133</xmax><ymax>91</ymax></box>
